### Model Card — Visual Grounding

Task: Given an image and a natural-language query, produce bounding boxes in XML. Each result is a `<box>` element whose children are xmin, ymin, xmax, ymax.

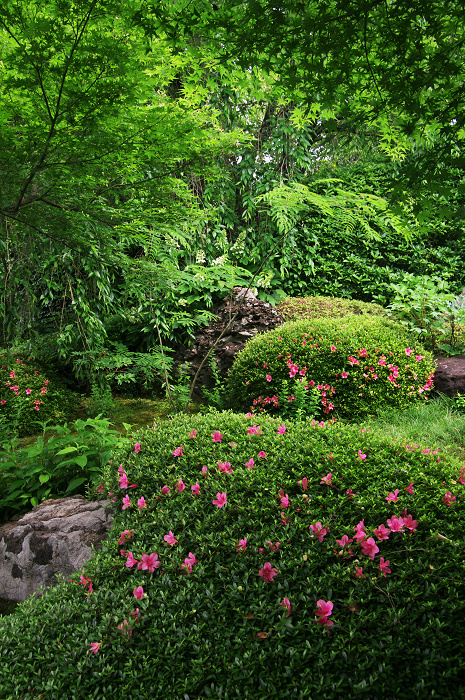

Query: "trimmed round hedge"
<box><xmin>227</xmin><ymin>314</ymin><xmax>436</xmax><ymax>418</ymax></box>
<box><xmin>0</xmin><ymin>411</ymin><xmax>463</xmax><ymax>699</ymax></box>
<box><xmin>0</xmin><ymin>353</ymin><xmax>79</xmax><ymax>436</ymax></box>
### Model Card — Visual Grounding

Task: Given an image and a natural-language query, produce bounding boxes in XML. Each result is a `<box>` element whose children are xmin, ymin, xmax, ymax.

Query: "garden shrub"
<box><xmin>0</xmin><ymin>411</ymin><xmax>463</xmax><ymax>698</ymax></box>
<box><xmin>227</xmin><ymin>314</ymin><xmax>436</xmax><ymax>418</ymax></box>
<box><xmin>0</xmin><ymin>352</ymin><xmax>79</xmax><ymax>436</ymax></box>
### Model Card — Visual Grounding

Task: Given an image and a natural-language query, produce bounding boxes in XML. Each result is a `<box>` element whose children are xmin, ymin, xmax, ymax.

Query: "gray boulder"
<box><xmin>433</xmin><ymin>356</ymin><xmax>465</xmax><ymax>396</ymax></box>
<box><xmin>0</xmin><ymin>496</ymin><xmax>112</xmax><ymax>602</ymax></box>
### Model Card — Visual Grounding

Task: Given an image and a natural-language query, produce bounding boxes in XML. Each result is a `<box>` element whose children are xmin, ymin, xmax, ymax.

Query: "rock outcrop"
<box><xmin>173</xmin><ymin>287</ymin><xmax>284</xmax><ymax>401</ymax></box>
<box><xmin>0</xmin><ymin>496</ymin><xmax>112</xmax><ymax>602</ymax></box>
<box><xmin>433</xmin><ymin>356</ymin><xmax>465</xmax><ymax>396</ymax></box>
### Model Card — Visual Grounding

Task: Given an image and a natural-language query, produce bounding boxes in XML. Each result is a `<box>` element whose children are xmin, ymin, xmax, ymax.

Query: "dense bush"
<box><xmin>0</xmin><ymin>352</ymin><xmax>79</xmax><ymax>436</ymax></box>
<box><xmin>0</xmin><ymin>411</ymin><xmax>463</xmax><ymax>698</ymax></box>
<box><xmin>227</xmin><ymin>315</ymin><xmax>435</xmax><ymax>418</ymax></box>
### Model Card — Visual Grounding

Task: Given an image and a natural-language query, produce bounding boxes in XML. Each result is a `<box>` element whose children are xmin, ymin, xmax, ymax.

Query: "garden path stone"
<box><xmin>0</xmin><ymin>496</ymin><xmax>112</xmax><ymax>602</ymax></box>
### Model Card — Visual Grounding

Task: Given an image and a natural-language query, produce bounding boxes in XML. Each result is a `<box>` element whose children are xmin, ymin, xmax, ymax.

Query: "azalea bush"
<box><xmin>227</xmin><ymin>314</ymin><xmax>436</xmax><ymax>418</ymax></box>
<box><xmin>0</xmin><ymin>411</ymin><xmax>463</xmax><ymax>698</ymax></box>
<box><xmin>0</xmin><ymin>353</ymin><xmax>79</xmax><ymax>437</ymax></box>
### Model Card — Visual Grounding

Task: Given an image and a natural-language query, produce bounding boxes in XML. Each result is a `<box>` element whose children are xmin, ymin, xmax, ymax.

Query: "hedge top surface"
<box><xmin>0</xmin><ymin>411</ymin><xmax>463</xmax><ymax>699</ymax></box>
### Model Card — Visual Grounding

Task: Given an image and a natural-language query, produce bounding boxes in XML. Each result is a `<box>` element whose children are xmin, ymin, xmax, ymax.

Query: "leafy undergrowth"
<box><xmin>0</xmin><ymin>411</ymin><xmax>464</xmax><ymax>699</ymax></box>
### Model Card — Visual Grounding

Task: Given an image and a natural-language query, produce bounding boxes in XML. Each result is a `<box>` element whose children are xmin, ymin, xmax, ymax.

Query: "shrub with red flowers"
<box><xmin>0</xmin><ymin>411</ymin><xmax>463</xmax><ymax>699</ymax></box>
<box><xmin>0</xmin><ymin>353</ymin><xmax>78</xmax><ymax>436</ymax></box>
<box><xmin>227</xmin><ymin>314</ymin><xmax>435</xmax><ymax>418</ymax></box>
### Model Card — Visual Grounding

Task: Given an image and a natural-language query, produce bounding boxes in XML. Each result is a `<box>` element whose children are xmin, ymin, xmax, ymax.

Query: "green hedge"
<box><xmin>0</xmin><ymin>411</ymin><xmax>463</xmax><ymax>699</ymax></box>
<box><xmin>227</xmin><ymin>315</ymin><xmax>436</xmax><ymax>418</ymax></box>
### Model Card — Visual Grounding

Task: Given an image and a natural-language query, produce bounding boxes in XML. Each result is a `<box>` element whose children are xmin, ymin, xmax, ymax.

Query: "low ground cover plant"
<box><xmin>0</xmin><ymin>411</ymin><xmax>463</xmax><ymax>698</ymax></box>
<box><xmin>227</xmin><ymin>314</ymin><xmax>435</xmax><ymax>418</ymax></box>
<box><xmin>0</xmin><ymin>417</ymin><xmax>131</xmax><ymax>518</ymax></box>
<box><xmin>0</xmin><ymin>352</ymin><xmax>79</xmax><ymax>437</ymax></box>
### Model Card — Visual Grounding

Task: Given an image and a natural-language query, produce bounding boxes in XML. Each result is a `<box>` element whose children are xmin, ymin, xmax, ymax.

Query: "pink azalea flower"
<box><xmin>266</xmin><ymin>374</ymin><xmax>272</xmax><ymax>382</ymax></box>
<box><xmin>124</xmin><ymin>551</ymin><xmax>138</xmax><ymax>568</ymax></box>
<box><xmin>245</xmin><ymin>458</ymin><xmax>254</xmax><ymax>469</ymax></box>
<box><xmin>25</xmin><ymin>388</ymin><xmax>31</xmax><ymax>395</ymax></box>
<box><xmin>404</xmin><ymin>481</ymin><xmax>414</xmax><ymax>495</ymax></box>
<box><xmin>0</xmin><ymin>399</ymin><xmax>5</xmax><ymax>405</ymax></box>
<box><xmin>173</xmin><ymin>444</ymin><xmax>184</xmax><ymax>457</ymax></box>
<box><xmin>181</xmin><ymin>559</ymin><xmax>193</xmax><ymax>574</ymax></box>
<box><xmin>134</xmin><ymin>443</ymin><xmax>141</xmax><ymax>453</ymax></box>
<box><xmin>266</xmin><ymin>540</ymin><xmax>280</xmax><ymax>552</ymax></box>
<box><xmin>330</xmin><ymin>344</ymin><xmax>336</xmax><ymax>351</ymax></box>
<box><xmin>257</xmin><ymin>451</ymin><xmax>266</xmax><ymax>459</ymax></box>
<box><xmin>403</xmin><ymin>514</ymin><xmax>419</xmax><ymax>531</ymax></box>
<box><xmin>118</xmin><ymin>529</ymin><xmax>133</xmax><ymax>544</ymax></box>
<box><xmin>280</xmin><ymin>493</ymin><xmax>290</xmax><ymax>508</ymax></box>
<box><xmin>119</xmin><ymin>472</ymin><xmax>129</xmax><ymax>489</ymax></box>
<box><xmin>9</xmin><ymin>371</ymin><xmax>15</xmax><ymax>378</ymax></box>
<box><xmin>212</xmin><ymin>492</ymin><xmax>227</xmax><ymax>508</ymax></box>
<box><xmin>357</xmin><ymin>450</ymin><xmax>366</xmax><ymax>461</ymax></box>
<box><xmin>40</xmin><ymin>387</ymin><xmax>47</xmax><ymax>394</ymax></box>
<box><xmin>137</xmin><ymin>552</ymin><xmax>160</xmax><ymax>572</ymax></box>
<box><xmin>90</xmin><ymin>642</ymin><xmax>102</xmax><ymax>654</ymax></box>
<box><xmin>236</xmin><ymin>537</ymin><xmax>247</xmax><ymax>551</ymax></box>
<box><xmin>346</xmin><ymin>488</ymin><xmax>354</xmax><ymax>499</ymax></box>
<box><xmin>416</xmin><ymin>354</ymin><xmax>423</xmax><ymax>361</ymax></box>
<box><xmin>187</xmin><ymin>552</ymin><xmax>197</xmax><ymax>565</ymax></box>
<box><xmin>320</xmin><ymin>472</ymin><xmax>332</xmax><ymax>485</ymax></box>
<box><xmin>335</xmin><ymin>535</ymin><xmax>353</xmax><ymax>548</ymax></box>
<box><xmin>442</xmin><ymin>491</ymin><xmax>456</xmax><ymax>506</ymax></box>
<box><xmin>354</xmin><ymin>567</ymin><xmax>365</xmax><ymax>579</ymax></box>
<box><xmin>161</xmin><ymin>485</ymin><xmax>170</xmax><ymax>495</ymax></box>
<box><xmin>137</xmin><ymin>496</ymin><xmax>147</xmax><ymax>509</ymax></box>
<box><xmin>300</xmin><ymin>477</ymin><xmax>308</xmax><ymax>490</ymax></box>
<box><xmin>280</xmin><ymin>511</ymin><xmax>290</xmax><ymax>525</ymax></box>
<box><xmin>405</xmin><ymin>347</ymin><xmax>412</xmax><ymax>356</ymax></box>
<box><xmin>133</xmin><ymin>586</ymin><xmax>144</xmax><ymax>600</ymax></box>
<box><xmin>315</xmin><ymin>599</ymin><xmax>333</xmax><ymax>618</ymax></box>
<box><xmin>212</xmin><ymin>430</ymin><xmax>223</xmax><ymax>442</ymax></box>
<box><xmin>310</xmin><ymin>522</ymin><xmax>329</xmax><ymax>542</ymax></box>
<box><xmin>188</xmin><ymin>429</ymin><xmax>197</xmax><ymax>438</ymax></box>
<box><xmin>386</xmin><ymin>515</ymin><xmax>405</xmax><ymax>532</ymax></box>
<box><xmin>277</xmin><ymin>424</ymin><xmax>286</xmax><ymax>434</ymax></box>
<box><xmin>280</xmin><ymin>597</ymin><xmax>291</xmax><ymax>616</ymax></box>
<box><xmin>379</xmin><ymin>557</ymin><xmax>391</xmax><ymax>577</ymax></box>
<box><xmin>201</xmin><ymin>466</ymin><xmax>208</xmax><ymax>475</ymax></box>
<box><xmin>164</xmin><ymin>530</ymin><xmax>178</xmax><ymax>546</ymax></box>
<box><xmin>191</xmin><ymin>483</ymin><xmax>200</xmax><ymax>496</ymax></box>
<box><xmin>176</xmin><ymin>478</ymin><xmax>185</xmax><ymax>493</ymax></box>
<box><xmin>122</xmin><ymin>495</ymin><xmax>131</xmax><ymax>510</ymax></box>
<box><xmin>131</xmin><ymin>609</ymin><xmax>141</xmax><ymax>621</ymax></box>
<box><xmin>258</xmin><ymin>562</ymin><xmax>279</xmax><ymax>582</ymax></box>
<box><xmin>360</xmin><ymin>537</ymin><xmax>379</xmax><ymax>560</ymax></box>
<box><xmin>373</xmin><ymin>524</ymin><xmax>391</xmax><ymax>541</ymax></box>
<box><xmin>217</xmin><ymin>461</ymin><xmax>233</xmax><ymax>474</ymax></box>
<box><xmin>385</xmin><ymin>489</ymin><xmax>399</xmax><ymax>503</ymax></box>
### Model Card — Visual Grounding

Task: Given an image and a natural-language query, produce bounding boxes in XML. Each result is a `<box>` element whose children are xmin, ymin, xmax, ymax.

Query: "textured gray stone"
<box><xmin>433</xmin><ymin>356</ymin><xmax>465</xmax><ymax>396</ymax></box>
<box><xmin>0</xmin><ymin>496</ymin><xmax>112</xmax><ymax>602</ymax></box>
<box><xmin>173</xmin><ymin>287</ymin><xmax>284</xmax><ymax>401</ymax></box>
